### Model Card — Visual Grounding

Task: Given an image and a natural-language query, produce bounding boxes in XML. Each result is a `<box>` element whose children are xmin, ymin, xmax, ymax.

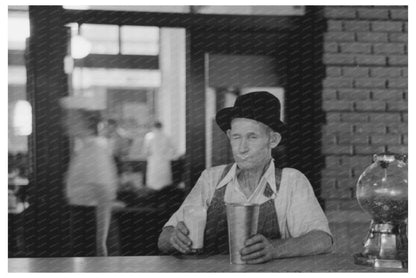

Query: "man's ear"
<box><xmin>269</xmin><ymin>132</ymin><xmax>281</xmax><ymax>149</ymax></box>
<box><xmin>226</xmin><ymin>129</ymin><xmax>231</xmax><ymax>139</ymax></box>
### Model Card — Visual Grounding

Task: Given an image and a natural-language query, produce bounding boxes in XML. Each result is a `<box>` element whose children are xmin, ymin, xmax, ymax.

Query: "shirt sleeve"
<box><xmin>164</xmin><ymin>169</ymin><xmax>213</xmax><ymax>227</ymax></box>
<box><xmin>286</xmin><ymin>171</ymin><xmax>333</xmax><ymax>239</ymax></box>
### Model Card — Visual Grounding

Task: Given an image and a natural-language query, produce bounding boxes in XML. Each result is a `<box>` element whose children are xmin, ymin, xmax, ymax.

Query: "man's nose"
<box><xmin>238</xmin><ymin>138</ymin><xmax>249</xmax><ymax>153</ymax></box>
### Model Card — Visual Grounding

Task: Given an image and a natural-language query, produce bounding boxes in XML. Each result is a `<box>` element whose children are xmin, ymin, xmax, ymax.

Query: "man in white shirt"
<box><xmin>143</xmin><ymin>122</ymin><xmax>176</xmax><ymax>190</ymax></box>
<box><xmin>158</xmin><ymin>91</ymin><xmax>333</xmax><ymax>264</ymax></box>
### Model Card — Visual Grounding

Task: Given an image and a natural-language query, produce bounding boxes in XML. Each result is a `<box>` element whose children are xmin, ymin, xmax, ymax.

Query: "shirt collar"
<box><xmin>216</xmin><ymin>160</ymin><xmax>277</xmax><ymax>195</ymax></box>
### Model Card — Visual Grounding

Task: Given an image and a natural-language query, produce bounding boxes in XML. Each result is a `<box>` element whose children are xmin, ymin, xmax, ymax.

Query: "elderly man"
<box><xmin>158</xmin><ymin>91</ymin><xmax>333</xmax><ymax>264</ymax></box>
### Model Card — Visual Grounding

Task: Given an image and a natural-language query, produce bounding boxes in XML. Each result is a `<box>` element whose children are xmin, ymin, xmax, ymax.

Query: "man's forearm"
<box><xmin>158</xmin><ymin>226</ymin><xmax>176</xmax><ymax>254</ymax></box>
<box><xmin>271</xmin><ymin>230</ymin><xmax>333</xmax><ymax>259</ymax></box>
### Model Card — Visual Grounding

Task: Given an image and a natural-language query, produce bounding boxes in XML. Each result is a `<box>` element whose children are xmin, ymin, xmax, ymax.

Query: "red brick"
<box><xmin>341</xmin><ymin>113</ymin><xmax>369</xmax><ymax>122</ymax></box>
<box><xmin>342</xmin><ymin>67</ymin><xmax>369</xmax><ymax>77</ymax></box>
<box><xmin>387</xmin><ymin>101</ymin><xmax>408</xmax><ymax>111</ymax></box>
<box><xmin>404</xmin><ymin>22</ymin><xmax>408</xmax><ymax>32</ymax></box>
<box><xmin>323</xmin><ymin>77</ymin><xmax>354</xmax><ymax>88</ymax></box>
<box><xmin>325</xmin><ymin>32</ymin><xmax>355</xmax><ymax>42</ymax></box>
<box><xmin>370</xmin><ymin>67</ymin><xmax>402</xmax><ymax>77</ymax></box>
<box><xmin>327</xmin><ymin>20</ymin><xmax>343</xmax><ymax>31</ymax></box>
<box><xmin>338</xmin><ymin>89</ymin><xmax>370</xmax><ymax>100</ymax></box>
<box><xmin>337</xmin><ymin>178</ymin><xmax>359</xmax><ymax>190</ymax></box>
<box><xmin>371</xmin><ymin>89</ymin><xmax>404</xmax><ymax>101</ymax></box>
<box><xmin>338</xmin><ymin>133</ymin><xmax>369</xmax><ymax>144</ymax></box>
<box><xmin>402</xmin><ymin>68</ymin><xmax>407</xmax><ymax>77</ymax></box>
<box><xmin>388</xmin><ymin>55</ymin><xmax>407</xmax><ymax>66</ymax></box>
<box><xmin>387</xmin><ymin>78</ymin><xmax>407</xmax><ymax>88</ymax></box>
<box><xmin>340</xmin><ymin>42</ymin><xmax>371</xmax><ymax>54</ymax></box>
<box><xmin>321</xmin><ymin>187</ymin><xmax>335</xmax><ymax>199</ymax></box>
<box><xmin>357</xmin><ymin>8</ymin><xmax>389</xmax><ymax>19</ymax></box>
<box><xmin>371</xmin><ymin>134</ymin><xmax>402</xmax><ymax>145</ymax></box>
<box><xmin>326</xmin><ymin>66</ymin><xmax>342</xmax><ymax>77</ymax></box>
<box><xmin>324</xmin><ymin>54</ymin><xmax>355</xmax><ymax>65</ymax></box>
<box><xmin>354</xmin><ymin>145</ymin><xmax>386</xmax><ymax>155</ymax></box>
<box><xmin>323</xmin><ymin>123</ymin><xmax>354</xmax><ymax>134</ymax></box>
<box><xmin>323</xmin><ymin>89</ymin><xmax>338</xmax><ymax>100</ymax></box>
<box><xmin>326</xmin><ymin>112</ymin><xmax>341</xmax><ymax>122</ymax></box>
<box><xmin>322</xmin><ymin>144</ymin><xmax>353</xmax><ymax>155</ymax></box>
<box><xmin>369</xmin><ymin>112</ymin><xmax>401</xmax><ymax>122</ymax></box>
<box><xmin>387</xmin><ymin>145</ymin><xmax>408</xmax><ymax>154</ymax></box>
<box><xmin>402</xmin><ymin>113</ymin><xmax>407</xmax><ymax>122</ymax></box>
<box><xmin>325</xmin><ymin>156</ymin><xmax>341</xmax><ymax>167</ymax></box>
<box><xmin>323</xmin><ymin>185</ymin><xmax>353</xmax><ymax>199</ymax></box>
<box><xmin>389</xmin><ymin>33</ymin><xmax>408</xmax><ymax>42</ymax></box>
<box><xmin>354</xmin><ymin>123</ymin><xmax>386</xmax><ymax>134</ymax></box>
<box><xmin>340</xmin><ymin>155</ymin><xmax>373</xmax><ymax>168</ymax></box>
<box><xmin>403</xmin><ymin>134</ymin><xmax>407</xmax><ymax>144</ymax></box>
<box><xmin>344</xmin><ymin>20</ymin><xmax>370</xmax><ymax>31</ymax></box>
<box><xmin>354</xmin><ymin>78</ymin><xmax>386</xmax><ymax>88</ymax></box>
<box><xmin>325</xmin><ymin>7</ymin><xmax>357</xmax><ymax>19</ymax></box>
<box><xmin>321</xmin><ymin>176</ymin><xmax>336</xmax><ymax>187</ymax></box>
<box><xmin>356</xmin><ymin>32</ymin><xmax>388</xmax><ymax>42</ymax></box>
<box><xmin>322</xmin><ymin>134</ymin><xmax>337</xmax><ymax>145</ymax></box>
<box><xmin>321</xmin><ymin>179</ymin><xmax>338</xmax><ymax>199</ymax></box>
<box><xmin>322</xmin><ymin>167</ymin><xmax>352</xmax><ymax>178</ymax></box>
<box><xmin>403</xmin><ymin>91</ymin><xmax>407</xmax><ymax>100</ymax></box>
<box><xmin>354</xmin><ymin>55</ymin><xmax>386</xmax><ymax>66</ymax></box>
<box><xmin>389</xmin><ymin>8</ymin><xmax>408</xmax><ymax>20</ymax></box>
<box><xmin>387</xmin><ymin>123</ymin><xmax>407</xmax><ymax>134</ymax></box>
<box><xmin>371</xmin><ymin>21</ymin><xmax>403</xmax><ymax>32</ymax></box>
<box><xmin>323</xmin><ymin>100</ymin><xmax>354</xmax><ymax>111</ymax></box>
<box><xmin>325</xmin><ymin>42</ymin><xmax>339</xmax><ymax>53</ymax></box>
<box><xmin>355</xmin><ymin>101</ymin><xmax>386</xmax><ymax>111</ymax></box>
<box><xmin>373</xmin><ymin>43</ymin><xmax>405</xmax><ymax>54</ymax></box>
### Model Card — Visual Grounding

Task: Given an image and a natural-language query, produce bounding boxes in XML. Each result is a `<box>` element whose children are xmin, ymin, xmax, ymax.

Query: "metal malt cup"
<box><xmin>226</xmin><ymin>203</ymin><xmax>260</xmax><ymax>264</ymax></box>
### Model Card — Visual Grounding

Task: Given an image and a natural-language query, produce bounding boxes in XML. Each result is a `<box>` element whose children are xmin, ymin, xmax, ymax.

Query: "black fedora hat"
<box><xmin>215</xmin><ymin>91</ymin><xmax>286</xmax><ymax>134</ymax></box>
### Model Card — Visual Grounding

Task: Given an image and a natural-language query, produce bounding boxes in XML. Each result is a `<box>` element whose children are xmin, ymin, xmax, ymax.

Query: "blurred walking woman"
<box><xmin>60</xmin><ymin>96</ymin><xmax>118</xmax><ymax>256</ymax></box>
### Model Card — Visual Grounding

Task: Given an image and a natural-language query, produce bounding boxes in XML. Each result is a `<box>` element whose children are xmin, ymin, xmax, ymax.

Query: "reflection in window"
<box><xmin>72</xmin><ymin>68</ymin><xmax>161</xmax><ymax>89</ymax></box>
<box><xmin>8</xmin><ymin>14</ymin><xmax>30</xmax><ymax>50</ymax></box>
<box><xmin>8</xmin><ymin>10</ymin><xmax>30</xmax><ymax>155</ymax></box>
<box><xmin>80</xmin><ymin>24</ymin><xmax>119</xmax><ymax>54</ymax></box>
<box><xmin>13</xmin><ymin>100</ymin><xmax>32</xmax><ymax>136</ymax></box>
<box><xmin>120</xmin><ymin>26</ymin><xmax>159</xmax><ymax>55</ymax></box>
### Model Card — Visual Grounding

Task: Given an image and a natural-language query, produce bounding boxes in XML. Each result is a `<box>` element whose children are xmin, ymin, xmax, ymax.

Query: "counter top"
<box><xmin>8</xmin><ymin>253</ymin><xmax>406</xmax><ymax>272</ymax></box>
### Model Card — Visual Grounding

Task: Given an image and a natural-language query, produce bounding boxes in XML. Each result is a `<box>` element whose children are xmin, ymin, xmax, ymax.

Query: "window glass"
<box><xmin>120</xmin><ymin>26</ymin><xmax>159</xmax><ymax>55</ymax></box>
<box><xmin>80</xmin><ymin>24</ymin><xmax>119</xmax><ymax>54</ymax></box>
<box><xmin>8</xmin><ymin>10</ymin><xmax>31</xmax><ymax>188</ymax></box>
<box><xmin>8</xmin><ymin>14</ymin><xmax>30</xmax><ymax>50</ymax></box>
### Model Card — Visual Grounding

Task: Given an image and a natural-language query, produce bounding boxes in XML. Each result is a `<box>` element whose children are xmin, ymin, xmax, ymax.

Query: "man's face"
<box><xmin>227</xmin><ymin>118</ymin><xmax>280</xmax><ymax>171</ymax></box>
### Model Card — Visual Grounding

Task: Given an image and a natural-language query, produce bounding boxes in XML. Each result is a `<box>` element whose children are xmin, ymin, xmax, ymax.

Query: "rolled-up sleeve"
<box><xmin>164</xmin><ymin>169</ymin><xmax>213</xmax><ymax>228</ymax></box>
<box><xmin>286</xmin><ymin>172</ymin><xmax>333</xmax><ymax>240</ymax></box>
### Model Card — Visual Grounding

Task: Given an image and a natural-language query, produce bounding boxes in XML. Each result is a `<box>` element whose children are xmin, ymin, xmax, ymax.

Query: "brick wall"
<box><xmin>321</xmin><ymin>6</ymin><xmax>408</xmax><ymax>221</ymax></box>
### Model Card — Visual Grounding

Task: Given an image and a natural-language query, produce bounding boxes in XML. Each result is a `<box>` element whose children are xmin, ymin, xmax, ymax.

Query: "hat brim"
<box><xmin>215</xmin><ymin>107</ymin><xmax>286</xmax><ymax>134</ymax></box>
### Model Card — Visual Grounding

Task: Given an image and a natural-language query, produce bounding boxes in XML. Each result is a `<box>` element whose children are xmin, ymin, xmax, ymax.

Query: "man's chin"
<box><xmin>235</xmin><ymin>161</ymin><xmax>254</xmax><ymax>170</ymax></box>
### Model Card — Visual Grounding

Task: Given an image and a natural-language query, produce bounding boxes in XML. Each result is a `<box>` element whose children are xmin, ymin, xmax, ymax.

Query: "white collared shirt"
<box><xmin>217</xmin><ymin>161</ymin><xmax>277</xmax><ymax>205</ymax></box>
<box><xmin>164</xmin><ymin>161</ymin><xmax>332</xmax><ymax>239</ymax></box>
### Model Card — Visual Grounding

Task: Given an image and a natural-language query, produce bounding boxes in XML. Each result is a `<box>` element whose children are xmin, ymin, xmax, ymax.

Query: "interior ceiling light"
<box><xmin>13</xmin><ymin>100</ymin><xmax>32</xmax><ymax>136</ymax></box>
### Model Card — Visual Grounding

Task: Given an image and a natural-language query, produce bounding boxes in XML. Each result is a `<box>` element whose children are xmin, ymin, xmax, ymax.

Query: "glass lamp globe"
<box><xmin>356</xmin><ymin>153</ymin><xmax>407</xmax><ymax>224</ymax></box>
<box><xmin>354</xmin><ymin>153</ymin><xmax>408</xmax><ymax>269</ymax></box>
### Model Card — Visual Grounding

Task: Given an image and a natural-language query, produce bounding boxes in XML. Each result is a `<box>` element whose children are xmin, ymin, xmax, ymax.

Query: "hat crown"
<box><xmin>234</xmin><ymin>91</ymin><xmax>281</xmax><ymax>116</ymax></box>
<box><xmin>215</xmin><ymin>90</ymin><xmax>285</xmax><ymax>134</ymax></box>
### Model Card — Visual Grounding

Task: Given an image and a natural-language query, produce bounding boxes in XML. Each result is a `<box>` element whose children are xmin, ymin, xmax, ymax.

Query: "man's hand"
<box><xmin>169</xmin><ymin>221</ymin><xmax>193</xmax><ymax>254</ymax></box>
<box><xmin>240</xmin><ymin>234</ymin><xmax>275</xmax><ymax>264</ymax></box>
